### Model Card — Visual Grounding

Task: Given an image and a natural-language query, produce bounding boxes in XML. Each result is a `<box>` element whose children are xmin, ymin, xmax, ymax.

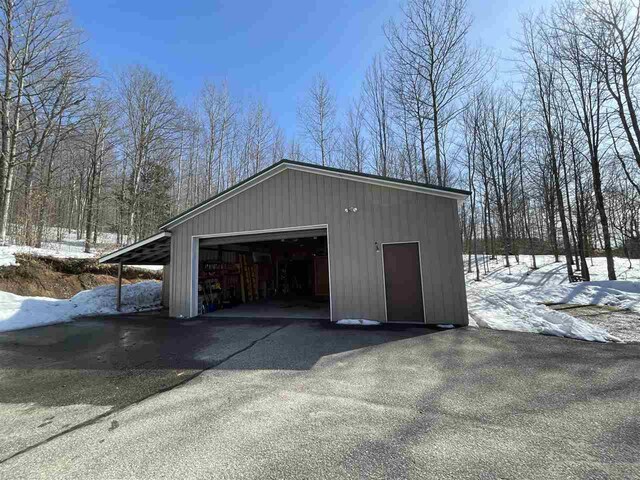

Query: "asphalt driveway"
<box><xmin>0</xmin><ymin>313</ymin><xmax>638</xmax><ymax>479</ymax></box>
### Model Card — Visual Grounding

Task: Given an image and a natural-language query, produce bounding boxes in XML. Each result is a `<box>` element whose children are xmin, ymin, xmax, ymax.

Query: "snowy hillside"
<box><xmin>0</xmin><ymin>229</ymin><xmax>119</xmax><ymax>267</ymax></box>
<box><xmin>0</xmin><ymin>230</ymin><xmax>165</xmax><ymax>332</ymax></box>
<box><xmin>466</xmin><ymin>255</ymin><xmax>640</xmax><ymax>343</ymax></box>
<box><xmin>0</xmin><ymin>229</ymin><xmax>162</xmax><ymax>271</ymax></box>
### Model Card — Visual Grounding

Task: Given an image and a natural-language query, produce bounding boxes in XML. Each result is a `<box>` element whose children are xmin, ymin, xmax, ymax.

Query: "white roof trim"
<box><xmin>98</xmin><ymin>231</ymin><xmax>171</xmax><ymax>264</ymax></box>
<box><xmin>161</xmin><ymin>162</ymin><xmax>468</xmax><ymax>230</ymax></box>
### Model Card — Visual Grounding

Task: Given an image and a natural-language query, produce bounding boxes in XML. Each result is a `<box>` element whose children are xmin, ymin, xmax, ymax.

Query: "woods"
<box><xmin>0</xmin><ymin>0</ymin><xmax>639</xmax><ymax>282</ymax></box>
<box><xmin>461</xmin><ymin>0</ymin><xmax>640</xmax><ymax>283</ymax></box>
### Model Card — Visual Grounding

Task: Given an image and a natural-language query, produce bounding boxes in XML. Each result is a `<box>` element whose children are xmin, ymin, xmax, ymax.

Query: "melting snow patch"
<box><xmin>437</xmin><ymin>324</ymin><xmax>456</xmax><ymax>329</ymax></box>
<box><xmin>464</xmin><ymin>255</ymin><xmax>640</xmax><ymax>342</ymax></box>
<box><xmin>336</xmin><ymin>319</ymin><xmax>381</xmax><ymax>326</ymax></box>
<box><xmin>0</xmin><ymin>280</ymin><xmax>162</xmax><ymax>332</ymax></box>
<box><xmin>467</xmin><ymin>291</ymin><xmax>619</xmax><ymax>343</ymax></box>
<box><xmin>0</xmin><ymin>250</ymin><xmax>16</xmax><ymax>267</ymax></box>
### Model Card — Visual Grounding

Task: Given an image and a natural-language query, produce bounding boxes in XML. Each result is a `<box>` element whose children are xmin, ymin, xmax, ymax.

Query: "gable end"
<box><xmin>160</xmin><ymin>160</ymin><xmax>469</xmax><ymax>231</ymax></box>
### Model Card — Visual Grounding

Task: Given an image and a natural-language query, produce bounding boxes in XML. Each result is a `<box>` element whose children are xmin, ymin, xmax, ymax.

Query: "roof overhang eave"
<box><xmin>98</xmin><ymin>231</ymin><xmax>172</xmax><ymax>265</ymax></box>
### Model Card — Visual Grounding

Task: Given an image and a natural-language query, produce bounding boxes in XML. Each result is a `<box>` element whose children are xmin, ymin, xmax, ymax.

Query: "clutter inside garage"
<box><xmin>197</xmin><ymin>235</ymin><xmax>329</xmax><ymax>317</ymax></box>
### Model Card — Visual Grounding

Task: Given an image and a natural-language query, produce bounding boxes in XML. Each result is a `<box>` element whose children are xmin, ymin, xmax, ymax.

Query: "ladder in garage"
<box><xmin>239</xmin><ymin>254</ymin><xmax>258</xmax><ymax>302</ymax></box>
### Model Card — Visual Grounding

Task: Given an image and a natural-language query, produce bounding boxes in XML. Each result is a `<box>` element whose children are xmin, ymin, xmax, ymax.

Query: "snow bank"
<box><xmin>467</xmin><ymin>289</ymin><xmax>618</xmax><ymax>343</ymax></box>
<box><xmin>470</xmin><ymin>256</ymin><xmax>640</xmax><ymax>313</ymax></box>
<box><xmin>336</xmin><ymin>319</ymin><xmax>381</xmax><ymax>326</ymax></box>
<box><xmin>0</xmin><ymin>249</ymin><xmax>16</xmax><ymax>267</ymax></box>
<box><xmin>0</xmin><ymin>280</ymin><xmax>161</xmax><ymax>332</ymax></box>
<box><xmin>465</xmin><ymin>255</ymin><xmax>635</xmax><ymax>343</ymax></box>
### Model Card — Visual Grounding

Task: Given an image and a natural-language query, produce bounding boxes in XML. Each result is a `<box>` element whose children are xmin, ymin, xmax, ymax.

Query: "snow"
<box><xmin>0</xmin><ymin>280</ymin><xmax>161</xmax><ymax>332</ymax></box>
<box><xmin>465</xmin><ymin>255</ymin><xmax>640</xmax><ymax>343</ymax></box>
<box><xmin>0</xmin><ymin>228</ymin><xmax>163</xmax><ymax>332</ymax></box>
<box><xmin>336</xmin><ymin>319</ymin><xmax>381</xmax><ymax>326</ymax></box>
<box><xmin>0</xmin><ymin>229</ymin><xmax>163</xmax><ymax>270</ymax></box>
<box><xmin>0</xmin><ymin>244</ymin><xmax>94</xmax><ymax>267</ymax></box>
<box><xmin>467</xmin><ymin>283</ymin><xmax>617</xmax><ymax>342</ymax></box>
<box><xmin>0</xmin><ymin>249</ymin><xmax>16</xmax><ymax>267</ymax></box>
<box><xmin>0</xmin><ymin>229</ymin><xmax>117</xmax><ymax>267</ymax></box>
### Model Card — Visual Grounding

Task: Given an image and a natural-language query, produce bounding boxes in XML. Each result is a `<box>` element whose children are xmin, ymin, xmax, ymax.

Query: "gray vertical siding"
<box><xmin>168</xmin><ymin>168</ymin><xmax>468</xmax><ymax>325</ymax></box>
<box><xmin>161</xmin><ymin>264</ymin><xmax>170</xmax><ymax>307</ymax></box>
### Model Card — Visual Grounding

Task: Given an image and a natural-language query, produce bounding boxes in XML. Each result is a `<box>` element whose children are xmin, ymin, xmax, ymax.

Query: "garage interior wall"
<box><xmin>168</xmin><ymin>167</ymin><xmax>468</xmax><ymax>325</ymax></box>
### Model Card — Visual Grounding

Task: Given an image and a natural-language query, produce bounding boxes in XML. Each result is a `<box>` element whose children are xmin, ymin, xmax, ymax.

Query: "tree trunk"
<box><xmin>591</xmin><ymin>155</ymin><xmax>616</xmax><ymax>280</ymax></box>
<box><xmin>551</xmin><ymin>152</ymin><xmax>574</xmax><ymax>277</ymax></box>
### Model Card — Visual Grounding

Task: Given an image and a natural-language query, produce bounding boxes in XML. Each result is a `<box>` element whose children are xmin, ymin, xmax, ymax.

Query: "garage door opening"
<box><xmin>194</xmin><ymin>228</ymin><xmax>330</xmax><ymax>320</ymax></box>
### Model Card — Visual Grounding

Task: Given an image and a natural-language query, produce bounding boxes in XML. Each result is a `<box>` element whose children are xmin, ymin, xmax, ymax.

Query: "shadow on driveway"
<box><xmin>0</xmin><ymin>310</ymin><xmax>437</xmax><ymax>408</ymax></box>
<box><xmin>1</xmin><ymin>311</ymin><xmax>639</xmax><ymax>478</ymax></box>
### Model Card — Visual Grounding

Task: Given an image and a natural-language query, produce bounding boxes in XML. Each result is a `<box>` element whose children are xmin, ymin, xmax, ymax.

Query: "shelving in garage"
<box><xmin>196</xmin><ymin>230</ymin><xmax>330</xmax><ymax>319</ymax></box>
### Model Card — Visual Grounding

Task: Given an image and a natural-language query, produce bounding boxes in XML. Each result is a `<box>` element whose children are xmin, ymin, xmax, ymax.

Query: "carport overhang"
<box><xmin>99</xmin><ymin>231</ymin><xmax>171</xmax><ymax>266</ymax></box>
<box><xmin>98</xmin><ymin>231</ymin><xmax>172</xmax><ymax>311</ymax></box>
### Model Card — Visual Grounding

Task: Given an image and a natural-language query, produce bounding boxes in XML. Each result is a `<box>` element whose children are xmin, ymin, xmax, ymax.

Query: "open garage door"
<box><xmin>192</xmin><ymin>227</ymin><xmax>330</xmax><ymax>321</ymax></box>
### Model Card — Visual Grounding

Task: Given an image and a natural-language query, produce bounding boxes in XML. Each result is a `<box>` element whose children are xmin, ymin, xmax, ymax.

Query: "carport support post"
<box><xmin>116</xmin><ymin>262</ymin><xmax>122</xmax><ymax>312</ymax></box>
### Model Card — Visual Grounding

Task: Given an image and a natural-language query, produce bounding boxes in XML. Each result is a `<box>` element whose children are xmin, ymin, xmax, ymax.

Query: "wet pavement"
<box><xmin>0</xmin><ymin>311</ymin><xmax>429</xmax><ymax>462</ymax></box>
<box><xmin>1</xmin><ymin>313</ymin><xmax>638</xmax><ymax>479</ymax></box>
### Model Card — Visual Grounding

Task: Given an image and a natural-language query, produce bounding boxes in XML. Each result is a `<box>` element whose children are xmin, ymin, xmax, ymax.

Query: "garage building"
<box><xmin>100</xmin><ymin>160</ymin><xmax>470</xmax><ymax>325</ymax></box>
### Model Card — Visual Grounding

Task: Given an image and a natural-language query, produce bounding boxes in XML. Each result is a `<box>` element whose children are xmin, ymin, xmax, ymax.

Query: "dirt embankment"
<box><xmin>0</xmin><ymin>255</ymin><xmax>162</xmax><ymax>299</ymax></box>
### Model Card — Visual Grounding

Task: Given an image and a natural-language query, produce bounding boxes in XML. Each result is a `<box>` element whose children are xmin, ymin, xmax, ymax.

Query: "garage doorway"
<box><xmin>193</xmin><ymin>227</ymin><xmax>330</xmax><ymax>320</ymax></box>
<box><xmin>382</xmin><ymin>242</ymin><xmax>425</xmax><ymax>323</ymax></box>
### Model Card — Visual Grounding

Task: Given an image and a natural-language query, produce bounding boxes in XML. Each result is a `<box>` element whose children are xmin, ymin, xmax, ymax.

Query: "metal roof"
<box><xmin>98</xmin><ymin>232</ymin><xmax>171</xmax><ymax>265</ymax></box>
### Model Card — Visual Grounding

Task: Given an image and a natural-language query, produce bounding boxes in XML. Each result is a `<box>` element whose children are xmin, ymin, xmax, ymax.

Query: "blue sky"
<box><xmin>68</xmin><ymin>0</ymin><xmax>552</xmax><ymax>138</ymax></box>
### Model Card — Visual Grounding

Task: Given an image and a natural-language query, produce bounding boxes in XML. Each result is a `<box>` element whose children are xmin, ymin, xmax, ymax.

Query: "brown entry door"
<box><xmin>383</xmin><ymin>242</ymin><xmax>425</xmax><ymax>323</ymax></box>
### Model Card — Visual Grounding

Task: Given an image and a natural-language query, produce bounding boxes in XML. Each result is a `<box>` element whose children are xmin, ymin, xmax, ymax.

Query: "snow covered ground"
<box><xmin>465</xmin><ymin>255</ymin><xmax>640</xmax><ymax>343</ymax></box>
<box><xmin>0</xmin><ymin>230</ymin><xmax>167</xmax><ymax>332</ymax></box>
<box><xmin>0</xmin><ymin>280</ymin><xmax>161</xmax><ymax>332</ymax></box>
<box><xmin>0</xmin><ymin>229</ymin><xmax>118</xmax><ymax>266</ymax></box>
<box><xmin>0</xmin><ymin>229</ymin><xmax>162</xmax><ymax>271</ymax></box>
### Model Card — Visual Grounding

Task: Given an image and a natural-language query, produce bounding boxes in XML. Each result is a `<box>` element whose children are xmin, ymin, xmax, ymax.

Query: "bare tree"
<box><xmin>341</xmin><ymin>97</ymin><xmax>368</xmax><ymax>172</ymax></box>
<box><xmin>0</xmin><ymin>0</ymin><xmax>89</xmax><ymax>243</ymax></box>
<box><xmin>117</xmin><ymin>65</ymin><xmax>178</xmax><ymax>242</ymax></box>
<box><xmin>389</xmin><ymin>66</ymin><xmax>432</xmax><ymax>182</ymax></box>
<box><xmin>81</xmin><ymin>86</ymin><xmax>117</xmax><ymax>252</ymax></box>
<box><xmin>576</xmin><ymin>0</ymin><xmax>640</xmax><ymax>188</ymax></box>
<box><xmin>243</xmin><ymin>97</ymin><xmax>275</xmax><ymax>175</ymax></box>
<box><xmin>297</xmin><ymin>74</ymin><xmax>337</xmax><ymax>166</ymax></box>
<box><xmin>518</xmin><ymin>13</ymin><xmax>575</xmax><ymax>278</ymax></box>
<box><xmin>201</xmin><ymin>81</ymin><xmax>234</xmax><ymax>195</ymax></box>
<box><xmin>475</xmin><ymin>88</ymin><xmax>518</xmax><ymax>268</ymax></box>
<box><xmin>363</xmin><ymin>56</ymin><xmax>393</xmax><ymax>176</ymax></box>
<box><xmin>462</xmin><ymin>94</ymin><xmax>480</xmax><ymax>279</ymax></box>
<box><xmin>287</xmin><ymin>137</ymin><xmax>303</xmax><ymax>162</ymax></box>
<box><xmin>386</xmin><ymin>0</ymin><xmax>487</xmax><ymax>186</ymax></box>
<box><xmin>550</xmin><ymin>1</ymin><xmax>617</xmax><ymax>279</ymax></box>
